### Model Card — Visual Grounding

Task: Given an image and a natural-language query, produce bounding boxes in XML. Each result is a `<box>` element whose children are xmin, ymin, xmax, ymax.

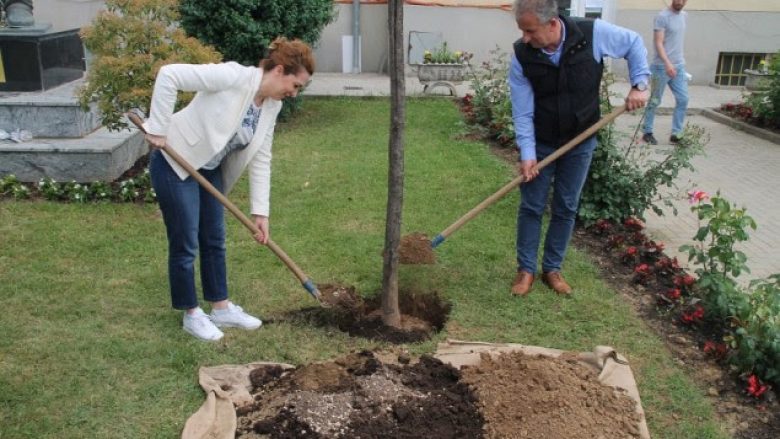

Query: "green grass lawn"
<box><xmin>0</xmin><ymin>98</ymin><xmax>727</xmax><ymax>438</ymax></box>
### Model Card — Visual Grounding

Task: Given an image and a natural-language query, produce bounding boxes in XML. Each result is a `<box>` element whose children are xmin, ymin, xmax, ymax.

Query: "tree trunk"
<box><xmin>381</xmin><ymin>0</ymin><xmax>404</xmax><ymax>328</ymax></box>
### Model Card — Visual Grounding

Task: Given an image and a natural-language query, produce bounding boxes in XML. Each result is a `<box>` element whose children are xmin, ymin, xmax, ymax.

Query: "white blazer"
<box><xmin>143</xmin><ymin>62</ymin><xmax>282</xmax><ymax>217</ymax></box>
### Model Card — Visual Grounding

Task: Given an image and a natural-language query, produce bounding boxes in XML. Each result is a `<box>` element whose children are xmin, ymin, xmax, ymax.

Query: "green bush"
<box><xmin>79</xmin><ymin>0</ymin><xmax>222</xmax><ymax>131</ymax></box>
<box><xmin>1</xmin><ymin>173</ymin><xmax>156</xmax><ymax>204</ymax></box>
<box><xmin>178</xmin><ymin>0</ymin><xmax>335</xmax><ymax>66</ymax></box>
<box><xmin>464</xmin><ymin>47</ymin><xmax>514</xmax><ymax>147</ymax></box>
<box><xmin>578</xmin><ymin>77</ymin><xmax>706</xmax><ymax>224</ymax></box>
<box><xmin>679</xmin><ymin>194</ymin><xmax>779</xmax><ymax>387</ymax></box>
<box><xmin>680</xmin><ymin>193</ymin><xmax>754</xmax><ymax>319</ymax></box>
<box><xmin>724</xmin><ymin>275</ymin><xmax>780</xmax><ymax>387</ymax></box>
<box><xmin>743</xmin><ymin>51</ymin><xmax>780</xmax><ymax>126</ymax></box>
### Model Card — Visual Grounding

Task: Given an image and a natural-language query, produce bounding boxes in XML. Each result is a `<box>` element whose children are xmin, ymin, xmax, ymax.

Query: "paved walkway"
<box><xmin>308</xmin><ymin>73</ymin><xmax>778</xmax><ymax>283</ymax></box>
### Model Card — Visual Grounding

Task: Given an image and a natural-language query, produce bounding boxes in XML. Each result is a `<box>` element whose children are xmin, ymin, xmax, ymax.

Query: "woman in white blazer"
<box><xmin>143</xmin><ymin>38</ymin><xmax>314</xmax><ymax>341</ymax></box>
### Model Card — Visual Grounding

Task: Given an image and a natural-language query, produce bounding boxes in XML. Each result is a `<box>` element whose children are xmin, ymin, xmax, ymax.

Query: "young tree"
<box><xmin>381</xmin><ymin>0</ymin><xmax>405</xmax><ymax>328</ymax></box>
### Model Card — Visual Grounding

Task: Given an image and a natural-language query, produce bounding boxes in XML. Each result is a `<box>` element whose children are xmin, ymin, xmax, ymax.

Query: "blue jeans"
<box><xmin>643</xmin><ymin>63</ymin><xmax>689</xmax><ymax>136</ymax></box>
<box><xmin>516</xmin><ymin>136</ymin><xmax>597</xmax><ymax>274</ymax></box>
<box><xmin>149</xmin><ymin>150</ymin><xmax>228</xmax><ymax>310</ymax></box>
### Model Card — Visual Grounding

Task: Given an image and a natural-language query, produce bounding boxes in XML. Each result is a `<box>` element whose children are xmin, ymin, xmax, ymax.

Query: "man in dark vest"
<box><xmin>510</xmin><ymin>0</ymin><xmax>649</xmax><ymax>297</ymax></box>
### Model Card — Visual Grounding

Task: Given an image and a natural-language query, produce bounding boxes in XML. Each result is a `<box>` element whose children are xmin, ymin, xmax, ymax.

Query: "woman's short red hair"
<box><xmin>261</xmin><ymin>37</ymin><xmax>315</xmax><ymax>76</ymax></box>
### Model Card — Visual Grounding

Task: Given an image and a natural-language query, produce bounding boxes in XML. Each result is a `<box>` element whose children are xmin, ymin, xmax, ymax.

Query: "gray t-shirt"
<box><xmin>652</xmin><ymin>8</ymin><xmax>686</xmax><ymax>66</ymax></box>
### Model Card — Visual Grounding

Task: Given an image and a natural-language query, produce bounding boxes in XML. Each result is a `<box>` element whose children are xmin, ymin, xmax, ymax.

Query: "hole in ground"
<box><xmin>278</xmin><ymin>285</ymin><xmax>452</xmax><ymax>344</ymax></box>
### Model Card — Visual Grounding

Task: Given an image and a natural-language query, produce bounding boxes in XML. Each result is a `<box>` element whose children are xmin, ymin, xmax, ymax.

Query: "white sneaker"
<box><xmin>209</xmin><ymin>302</ymin><xmax>262</xmax><ymax>330</ymax></box>
<box><xmin>183</xmin><ymin>308</ymin><xmax>224</xmax><ymax>341</ymax></box>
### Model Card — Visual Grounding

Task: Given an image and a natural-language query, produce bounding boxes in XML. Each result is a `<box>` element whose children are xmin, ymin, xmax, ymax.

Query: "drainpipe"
<box><xmin>352</xmin><ymin>0</ymin><xmax>361</xmax><ymax>73</ymax></box>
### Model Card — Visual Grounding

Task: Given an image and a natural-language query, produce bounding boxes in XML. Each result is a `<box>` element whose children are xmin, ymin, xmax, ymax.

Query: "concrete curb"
<box><xmin>700</xmin><ymin>109</ymin><xmax>780</xmax><ymax>146</ymax></box>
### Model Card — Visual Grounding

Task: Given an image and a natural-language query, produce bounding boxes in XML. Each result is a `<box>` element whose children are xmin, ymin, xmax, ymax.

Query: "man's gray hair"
<box><xmin>513</xmin><ymin>0</ymin><xmax>558</xmax><ymax>22</ymax></box>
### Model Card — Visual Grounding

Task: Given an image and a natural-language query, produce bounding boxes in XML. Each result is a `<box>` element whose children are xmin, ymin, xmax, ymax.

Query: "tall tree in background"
<box><xmin>179</xmin><ymin>0</ymin><xmax>334</xmax><ymax>66</ymax></box>
<box><xmin>381</xmin><ymin>0</ymin><xmax>405</xmax><ymax>328</ymax></box>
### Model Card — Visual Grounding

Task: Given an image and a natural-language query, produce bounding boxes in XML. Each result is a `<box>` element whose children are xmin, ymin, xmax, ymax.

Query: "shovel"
<box><xmin>127</xmin><ymin>112</ymin><xmax>327</xmax><ymax>306</ymax></box>
<box><xmin>402</xmin><ymin>105</ymin><xmax>627</xmax><ymax>261</ymax></box>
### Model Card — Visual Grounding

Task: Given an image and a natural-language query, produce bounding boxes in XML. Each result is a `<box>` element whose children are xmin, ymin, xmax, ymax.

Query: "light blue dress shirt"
<box><xmin>509</xmin><ymin>18</ymin><xmax>650</xmax><ymax>161</ymax></box>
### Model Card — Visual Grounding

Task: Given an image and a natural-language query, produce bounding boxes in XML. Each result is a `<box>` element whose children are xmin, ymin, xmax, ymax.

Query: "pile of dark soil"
<box><xmin>398</xmin><ymin>232</ymin><xmax>436</xmax><ymax>265</ymax></box>
<box><xmin>236</xmin><ymin>351</ymin><xmax>483</xmax><ymax>438</ymax></box>
<box><xmin>235</xmin><ymin>350</ymin><xmax>644</xmax><ymax>439</ymax></box>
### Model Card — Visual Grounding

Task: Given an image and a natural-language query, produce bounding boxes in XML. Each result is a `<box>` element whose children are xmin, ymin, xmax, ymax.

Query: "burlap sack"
<box><xmin>182</xmin><ymin>341</ymin><xmax>650</xmax><ymax>439</ymax></box>
<box><xmin>181</xmin><ymin>362</ymin><xmax>294</xmax><ymax>439</ymax></box>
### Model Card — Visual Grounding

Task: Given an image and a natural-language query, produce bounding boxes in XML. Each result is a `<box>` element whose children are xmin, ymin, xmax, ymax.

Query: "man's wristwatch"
<box><xmin>632</xmin><ymin>81</ymin><xmax>648</xmax><ymax>92</ymax></box>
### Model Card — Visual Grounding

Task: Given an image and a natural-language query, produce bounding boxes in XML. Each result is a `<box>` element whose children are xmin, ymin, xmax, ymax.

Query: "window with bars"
<box><xmin>715</xmin><ymin>52</ymin><xmax>769</xmax><ymax>86</ymax></box>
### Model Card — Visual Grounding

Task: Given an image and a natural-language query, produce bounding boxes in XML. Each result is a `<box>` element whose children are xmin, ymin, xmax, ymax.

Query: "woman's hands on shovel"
<box><xmin>142</xmin><ymin>130</ymin><xmax>271</xmax><ymax>245</ymax></box>
<box><xmin>145</xmin><ymin>134</ymin><xmax>167</xmax><ymax>149</ymax></box>
<box><xmin>252</xmin><ymin>215</ymin><xmax>270</xmax><ymax>245</ymax></box>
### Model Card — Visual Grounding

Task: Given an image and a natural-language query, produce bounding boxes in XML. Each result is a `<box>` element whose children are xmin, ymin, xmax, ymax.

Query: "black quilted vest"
<box><xmin>513</xmin><ymin>16</ymin><xmax>603</xmax><ymax>147</ymax></box>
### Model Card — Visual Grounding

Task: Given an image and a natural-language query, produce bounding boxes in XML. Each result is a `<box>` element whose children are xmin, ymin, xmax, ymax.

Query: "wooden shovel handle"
<box><xmin>432</xmin><ymin>105</ymin><xmax>626</xmax><ymax>247</ymax></box>
<box><xmin>127</xmin><ymin>112</ymin><xmax>321</xmax><ymax>300</ymax></box>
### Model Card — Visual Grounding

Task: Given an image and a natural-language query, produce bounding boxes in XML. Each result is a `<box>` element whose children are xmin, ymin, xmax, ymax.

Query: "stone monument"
<box><xmin>3</xmin><ymin>0</ymin><xmax>35</xmax><ymax>28</ymax></box>
<box><xmin>0</xmin><ymin>0</ymin><xmax>86</xmax><ymax>92</ymax></box>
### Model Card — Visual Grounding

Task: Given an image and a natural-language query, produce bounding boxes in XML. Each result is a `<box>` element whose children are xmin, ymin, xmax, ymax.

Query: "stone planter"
<box><xmin>417</xmin><ymin>63</ymin><xmax>468</xmax><ymax>83</ymax></box>
<box><xmin>744</xmin><ymin>69</ymin><xmax>771</xmax><ymax>91</ymax></box>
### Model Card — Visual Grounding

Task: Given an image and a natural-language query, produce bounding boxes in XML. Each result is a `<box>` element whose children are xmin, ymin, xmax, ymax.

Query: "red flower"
<box><xmin>687</xmin><ymin>190</ymin><xmax>710</xmax><ymax>204</ymax></box>
<box><xmin>674</xmin><ymin>274</ymin><xmax>696</xmax><ymax>288</ymax></box>
<box><xmin>665</xmin><ymin>288</ymin><xmax>681</xmax><ymax>301</ymax></box>
<box><xmin>634</xmin><ymin>263</ymin><xmax>651</xmax><ymax>275</ymax></box>
<box><xmin>747</xmin><ymin>374</ymin><xmax>768</xmax><ymax>398</ymax></box>
<box><xmin>681</xmin><ymin>304</ymin><xmax>705</xmax><ymax>324</ymax></box>
<box><xmin>626</xmin><ymin>246</ymin><xmax>638</xmax><ymax>256</ymax></box>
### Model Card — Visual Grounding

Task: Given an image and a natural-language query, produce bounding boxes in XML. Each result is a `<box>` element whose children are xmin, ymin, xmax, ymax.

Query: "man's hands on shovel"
<box><xmin>517</xmin><ymin>160</ymin><xmax>539</xmax><ymax>183</ymax></box>
<box><xmin>516</xmin><ymin>87</ymin><xmax>648</xmax><ymax>183</ymax></box>
<box><xmin>625</xmin><ymin>86</ymin><xmax>649</xmax><ymax>112</ymax></box>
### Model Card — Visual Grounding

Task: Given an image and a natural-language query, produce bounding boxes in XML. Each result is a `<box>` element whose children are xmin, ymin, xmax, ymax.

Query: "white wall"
<box><xmin>314</xmin><ymin>4</ymin><xmax>389</xmax><ymax>73</ymax></box>
<box><xmin>33</xmin><ymin>0</ymin><xmax>105</xmax><ymax>31</ymax></box>
<box><xmin>404</xmin><ymin>5</ymin><xmax>518</xmax><ymax>70</ymax></box>
<box><xmin>315</xmin><ymin>4</ymin><xmax>519</xmax><ymax>73</ymax></box>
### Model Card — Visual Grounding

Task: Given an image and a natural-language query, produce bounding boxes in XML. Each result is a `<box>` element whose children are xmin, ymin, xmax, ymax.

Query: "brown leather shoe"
<box><xmin>511</xmin><ymin>271</ymin><xmax>535</xmax><ymax>296</ymax></box>
<box><xmin>541</xmin><ymin>271</ymin><xmax>572</xmax><ymax>295</ymax></box>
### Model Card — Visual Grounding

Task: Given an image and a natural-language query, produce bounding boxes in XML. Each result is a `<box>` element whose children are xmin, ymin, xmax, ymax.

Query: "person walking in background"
<box><xmin>144</xmin><ymin>38</ymin><xmax>314</xmax><ymax>341</ymax></box>
<box><xmin>642</xmin><ymin>0</ymin><xmax>689</xmax><ymax>145</ymax></box>
<box><xmin>509</xmin><ymin>0</ymin><xmax>649</xmax><ymax>297</ymax></box>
